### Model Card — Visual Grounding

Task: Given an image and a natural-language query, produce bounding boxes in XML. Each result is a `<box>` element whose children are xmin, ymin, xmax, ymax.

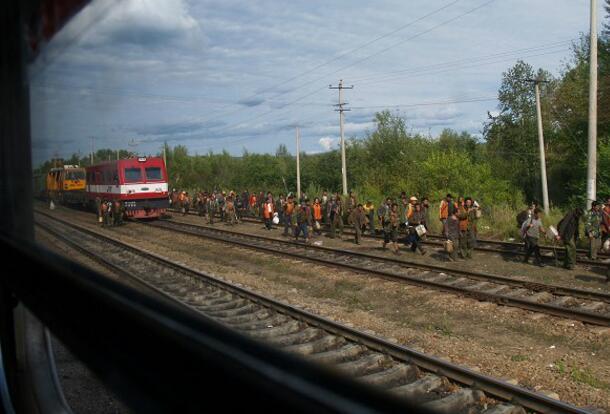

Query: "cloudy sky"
<box><xmin>29</xmin><ymin>0</ymin><xmax>607</xmax><ymax>164</ymax></box>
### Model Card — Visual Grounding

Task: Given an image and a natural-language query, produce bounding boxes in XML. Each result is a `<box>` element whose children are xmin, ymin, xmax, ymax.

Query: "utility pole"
<box><xmin>90</xmin><ymin>136</ymin><xmax>94</xmax><ymax>165</ymax></box>
<box><xmin>587</xmin><ymin>0</ymin><xmax>598</xmax><ymax>209</ymax></box>
<box><xmin>526</xmin><ymin>77</ymin><xmax>550</xmax><ymax>215</ymax></box>
<box><xmin>296</xmin><ymin>126</ymin><xmax>301</xmax><ymax>202</ymax></box>
<box><xmin>117</xmin><ymin>149</ymin><xmax>119</xmax><ymax>161</ymax></box>
<box><xmin>329</xmin><ymin>79</ymin><xmax>353</xmax><ymax>196</ymax></box>
<box><xmin>162</xmin><ymin>143</ymin><xmax>167</xmax><ymax>167</ymax></box>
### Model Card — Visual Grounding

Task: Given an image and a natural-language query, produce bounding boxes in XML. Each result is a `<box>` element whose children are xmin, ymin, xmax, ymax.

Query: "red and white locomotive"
<box><xmin>86</xmin><ymin>157</ymin><xmax>169</xmax><ymax>218</ymax></box>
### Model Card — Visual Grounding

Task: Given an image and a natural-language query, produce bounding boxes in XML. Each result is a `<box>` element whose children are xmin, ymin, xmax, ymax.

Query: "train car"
<box><xmin>45</xmin><ymin>165</ymin><xmax>86</xmax><ymax>204</ymax></box>
<box><xmin>86</xmin><ymin>156</ymin><xmax>169</xmax><ymax>218</ymax></box>
<box><xmin>33</xmin><ymin>172</ymin><xmax>47</xmax><ymax>200</ymax></box>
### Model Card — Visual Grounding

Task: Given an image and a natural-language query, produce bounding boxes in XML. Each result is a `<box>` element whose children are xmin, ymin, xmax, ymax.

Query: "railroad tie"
<box><xmin>389</xmin><ymin>374</ymin><xmax>447</xmax><ymax>402</ymax></box>
<box><xmin>422</xmin><ymin>388</ymin><xmax>486</xmax><ymax>413</ymax></box>
<box><xmin>307</xmin><ymin>343</ymin><xmax>367</xmax><ymax>365</ymax></box>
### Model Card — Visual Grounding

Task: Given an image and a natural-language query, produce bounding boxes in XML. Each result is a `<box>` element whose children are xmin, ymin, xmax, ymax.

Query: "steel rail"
<box><xmin>146</xmin><ymin>218</ymin><xmax>610</xmax><ymax>326</ymax></box>
<box><xmin>170</xmin><ymin>208</ymin><xmax>608</xmax><ymax>264</ymax></box>
<box><xmin>33</xmin><ymin>210</ymin><xmax>592</xmax><ymax>414</ymax></box>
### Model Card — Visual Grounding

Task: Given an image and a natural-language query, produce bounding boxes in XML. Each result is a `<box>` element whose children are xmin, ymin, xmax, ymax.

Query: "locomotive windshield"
<box><xmin>145</xmin><ymin>167</ymin><xmax>162</xmax><ymax>180</ymax></box>
<box><xmin>65</xmin><ymin>171</ymin><xmax>85</xmax><ymax>180</ymax></box>
<box><xmin>124</xmin><ymin>167</ymin><xmax>142</xmax><ymax>182</ymax></box>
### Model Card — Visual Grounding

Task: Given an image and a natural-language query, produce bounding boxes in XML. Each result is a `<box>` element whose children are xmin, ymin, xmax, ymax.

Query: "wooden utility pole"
<box><xmin>329</xmin><ymin>80</ymin><xmax>353</xmax><ymax>196</ymax></box>
<box><xmin>90</xmin><ymin>136</ymin><xmax>94</xmax><ymax>165</ymax></box>
<box><xmin>526</xmin><ymin>78</ymin><xmax>550</xmax><ymax>214</ymax></box>
<box><xmin>587</xmin><ymin>0</ymin><xmax>598</xmax><ymax>209</ymax></box>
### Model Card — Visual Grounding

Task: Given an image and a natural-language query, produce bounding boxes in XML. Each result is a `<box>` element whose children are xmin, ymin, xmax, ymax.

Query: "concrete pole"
<box><xmin>534</xmin><ymin>82</ymin><xmax>549</xmax><ymax>215</ymax></box>
<box><xmin>587</xmin><ymin>0</ymin><xmax>597</xmax><ymax>209</ymax></box>
<box><xmin>296</xmin><ymin>126</ymin><xmax>301</xmax><ymax>202</ymax></box>
<box><xmin>339</xmin><ymin>80</ymin><xmax>347</xmax><ymax>196</ymax></box>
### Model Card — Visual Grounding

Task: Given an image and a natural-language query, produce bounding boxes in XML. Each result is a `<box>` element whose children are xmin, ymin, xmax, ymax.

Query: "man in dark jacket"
<box><xmin>329</xmin><ymin>197</ymin><xmax>344</xmax><ymax>239</ymax></box>
<box><xmin>348</xmin><ymin>204</ymin><xmax>367</xmax><ymax>245</ymax></box>
<box><xmin>295</xmin><ymin>200</ymin><xmax>312</xmax><ymax>243</ymax></box>
<box><xmin>556</xmin><ymin>208</ymin><xmax>583</xmax><ymax>270</ymax></box>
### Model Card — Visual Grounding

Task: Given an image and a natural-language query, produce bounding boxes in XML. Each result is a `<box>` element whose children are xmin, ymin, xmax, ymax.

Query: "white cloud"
<box><xmin>318</xmin><ymin>136</ymin><xmax>338</xmax><ymax>150</ymax></box>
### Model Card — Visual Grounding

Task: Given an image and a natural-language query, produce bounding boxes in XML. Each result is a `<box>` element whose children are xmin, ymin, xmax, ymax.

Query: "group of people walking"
<box><xmin>169</xmin><ymin>188</ymin><xmax>609</xmax><ymax>278</ymax></box>
<box><xmin>517</xmin><ymin>197</ymin><xmax>610</xmax><ymax>278</ymax></box>
<box><xmin>169</xmin><ymin>189</ymin><xmax>485</xmax><ymax>260</ymax></box>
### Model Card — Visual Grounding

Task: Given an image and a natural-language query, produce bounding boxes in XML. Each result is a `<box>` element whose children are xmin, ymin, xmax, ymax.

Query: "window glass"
<box><xmin>66</xmin><ymin>171</ymin><xmax>85</xmax><ymax>180</ymax></box>
<box><xmin>124</xmin><ymin>168</ymin><xmax>142</xmax><ymax>182</ymax></box>
<box><xmin>145</xmin><ymin>167</ymin><xmax>162</xmax><ymax>180</ymax></box>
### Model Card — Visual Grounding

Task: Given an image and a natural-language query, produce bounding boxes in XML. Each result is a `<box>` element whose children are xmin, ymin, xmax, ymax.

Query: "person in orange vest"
<box><xmin>249</xmin><ymin>193</ymin><xmax>257</xmax><ymax>216</ymax></box>
<box><xmin>457</xmin><ymin>197</ymin><xmax>477</xmax><ymax>259</ymax></box>
<box><xmin>262</xmin><ymin>196</ymin><xmax>275</xmax><ymax>230</ymax></box>
<box><xmin>283</xmin><ymin>195</ymin><xmax>296</xmax><ymax>236</ymax></box>
<box><xmin>406</xmin><ymin>196</ymin><xmax>417</xmax><ymax>222</ymax></box>
<box><xmin>439</xmin><ymin>194</ymin><xmax>458</xmax><ymax>236</ymax></box>
<box><xmin>312</xmin><ymin>197</ymin><xmax>323</xmax><ymax>235</ymax></box>
<box><xmin>179</xmin><ymin>191</ymin><xmax>190</xmax><ymax>215</ymax></box>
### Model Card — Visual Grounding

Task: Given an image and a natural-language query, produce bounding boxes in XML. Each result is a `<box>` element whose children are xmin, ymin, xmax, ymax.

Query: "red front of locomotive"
<box><xmin>86</xmin><ymin>157</ymin><xmax>169</xmax><ymax>218</ymax></box>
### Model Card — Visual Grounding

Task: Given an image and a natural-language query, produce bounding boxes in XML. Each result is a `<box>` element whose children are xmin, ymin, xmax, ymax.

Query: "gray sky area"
<box><xmin>29</xmin><ymin>0</ymin><xmax>607</xmax><ymax>165</ymax></box>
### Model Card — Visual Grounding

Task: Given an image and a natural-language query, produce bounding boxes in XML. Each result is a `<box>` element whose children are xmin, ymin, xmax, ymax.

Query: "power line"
<box><xmin>350</xmin><ymin>39</ymin><xmax>573</xmax><ymax>84</ymax></box>
<box><xmin>148</xmin><ymin>1</ymin><xmax>468</xmax><ymax>133</ymax></box>
<box><xmin>193</xmin><ymin>0</ymin><xmax>497</xmax><ymax>143</ymax></box>
<box><xmin>359</xmin><ymin>50</ymin><xmax>568</xmax><ymax>88</ymax></box>
<box><xmin>350</xmin><ymin>96</ymin><xmax>497</xmax><ymax>109</ymax></box>
<box><xmin>254</xmin><ymin>0</ymin><xmax>464</xmax><ymax>97</ymax></box>
<box><xmin>270</xmin><ymin>0</ymin><xmax>498</xmax><ymax>101</ymax></box>
<box><xmin>198</xmin><ymin>94</ymin><xmax>499</xmax><ymax>152</ymax></box>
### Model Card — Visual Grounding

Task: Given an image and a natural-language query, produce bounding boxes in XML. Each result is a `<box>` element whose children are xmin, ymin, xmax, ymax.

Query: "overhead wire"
<box><xmin>199</xmin><ymin>0</ymin><xmax>499</xmax><ymax>146</ymax></box>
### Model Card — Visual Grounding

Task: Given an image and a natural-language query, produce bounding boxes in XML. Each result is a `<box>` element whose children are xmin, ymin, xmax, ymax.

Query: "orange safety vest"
<box><xmin>406</xmin><ymin>203</ymin><xmax>414</xmax><ymax>220</ymax></box>
<box><xmin>439</xmin><ymin>200</ymin><xmax>457</xmax><ymax>220</ymax></box>
<box><xmin>313</xmin><ymin>203</ymin><xmax>322</xmax><ymax>220</ymax></box>
<box><xmin>263</xmin><ymin>202</ymin><xmax>274</xmax><ymax>218</ymax></box>
<box><xmin>285</xmin><ymin>201</ymin><xmax>295</xmax><ymax>215</ymax></box>
<box><xmin>458</xmin><ymin>206</ymin><xmax>469</xmax><ymax>231</ymax></box>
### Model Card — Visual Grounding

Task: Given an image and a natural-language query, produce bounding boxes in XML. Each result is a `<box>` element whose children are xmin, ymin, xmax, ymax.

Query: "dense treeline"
<box><xmin>157</xmin><ymin>116</ymin><xmax>522</xmax><ymax>209</ymax></box>
<box><xmin>37</xmin><ymin>3</ymin><xmax>610</xmax><ymax>212</ymax></box>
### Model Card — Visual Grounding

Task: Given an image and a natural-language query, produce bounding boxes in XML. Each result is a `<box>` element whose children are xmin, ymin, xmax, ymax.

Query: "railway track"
<box><xmin>169</xmin><ymin>208</ymin><xmax>609</xmax><ymax>266</ymax></box>
<box><xmin>34</xmin><ymin>210</ymin><xmax>594</xmax><ymax>414</ymax></box>
<box><xmin>147</xmin><ymin>217</ymin><xmax>610</xmax><ymax>326</ymax></box>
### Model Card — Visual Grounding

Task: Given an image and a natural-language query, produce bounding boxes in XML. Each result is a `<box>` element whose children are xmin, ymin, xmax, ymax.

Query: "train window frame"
<box><xmin>124</xmin><ymin>167</ymin><xmax>143</xmax><ymax>183</ymax></box>
<box><xmin>145</xmin><ymin>167</ymin><xmax>162</xmax><ymax>181</ymax></box>
<box><xmin>66</xmin><ymin>170</ymin><xmax>84</xmax><ymax>180</ymax></box>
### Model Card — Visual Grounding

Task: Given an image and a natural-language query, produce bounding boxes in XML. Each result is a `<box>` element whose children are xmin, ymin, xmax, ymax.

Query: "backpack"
<box><xmin>516</xmin><ymin>210</ymin><xmax>528</xmax><ymax>229</ymax></box>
